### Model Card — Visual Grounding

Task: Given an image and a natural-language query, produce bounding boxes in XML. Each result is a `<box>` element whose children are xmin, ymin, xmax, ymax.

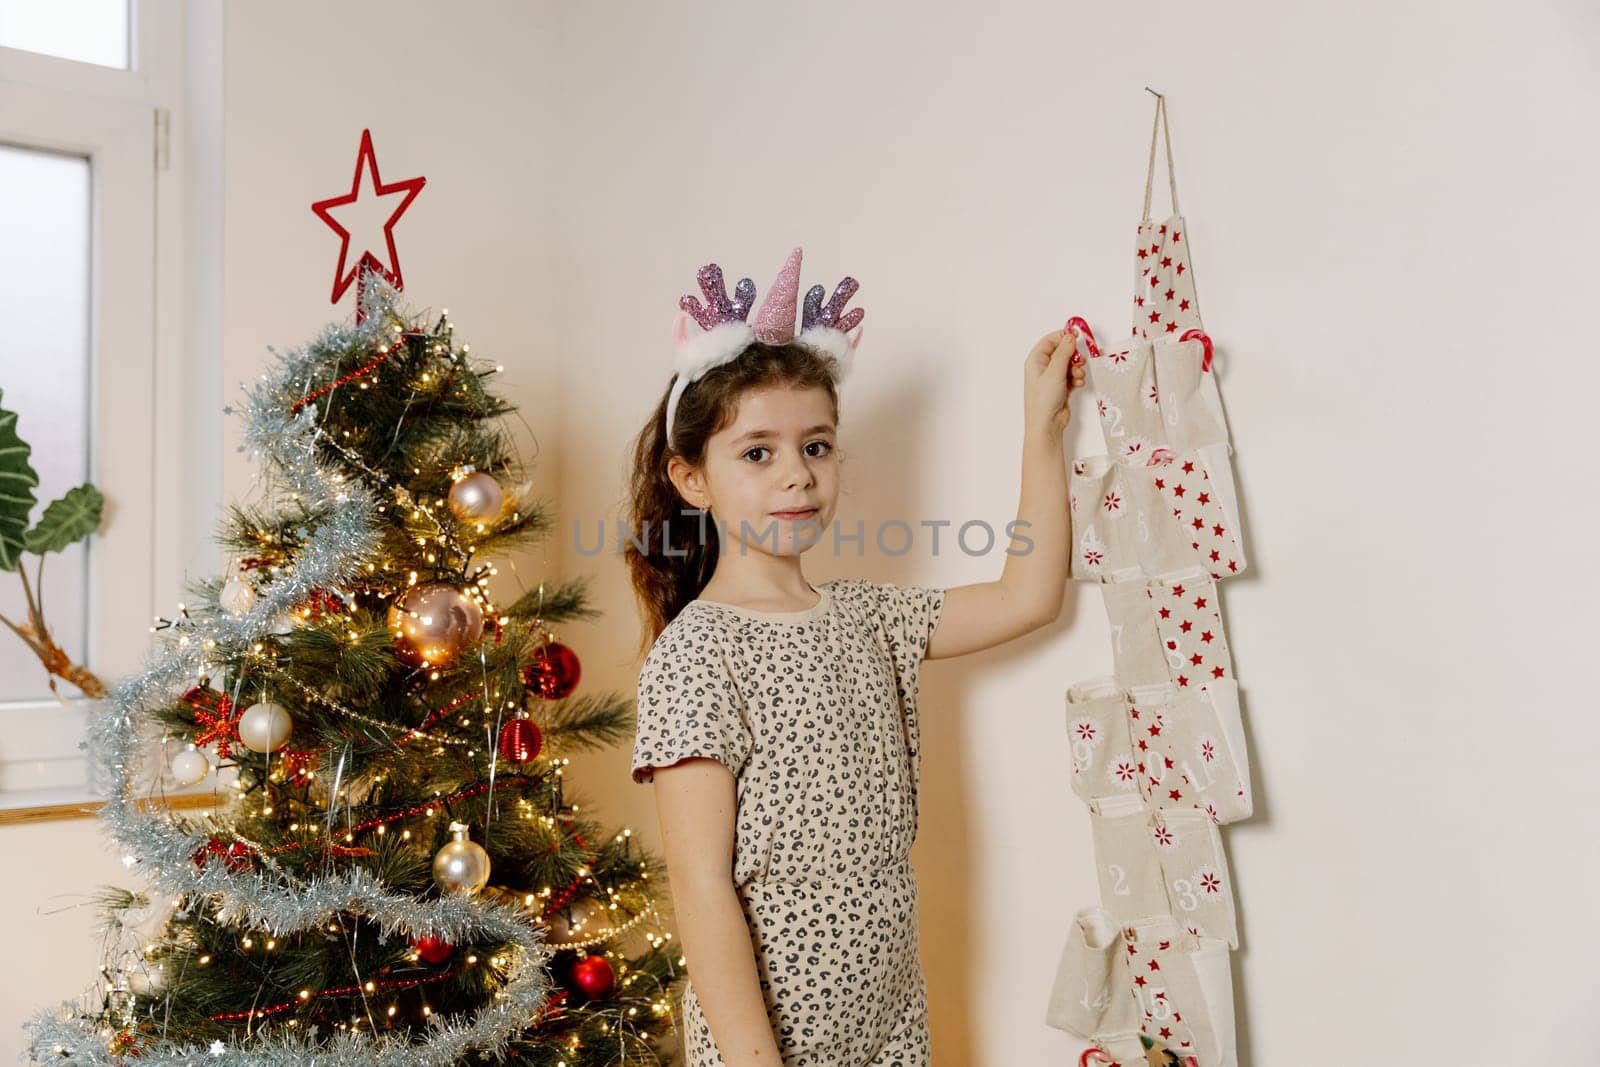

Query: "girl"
<box><xmin>625</xmin><ymin>247</ymin><xmax>1084</xmax><ymax>1066</ymax></box>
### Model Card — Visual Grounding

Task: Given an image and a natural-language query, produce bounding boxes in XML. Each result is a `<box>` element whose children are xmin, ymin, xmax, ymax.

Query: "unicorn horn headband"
<box><xmin>666</xmin><ymin>246</ymin><xmax>866</xmax><ymax>439</ymax></box>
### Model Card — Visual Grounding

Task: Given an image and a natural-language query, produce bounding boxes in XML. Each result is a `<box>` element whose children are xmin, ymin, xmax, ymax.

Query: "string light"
<box><xmin>264</xmin><ymin>777</ymin><xmax>537</xmax><ymax>855</ymax></box>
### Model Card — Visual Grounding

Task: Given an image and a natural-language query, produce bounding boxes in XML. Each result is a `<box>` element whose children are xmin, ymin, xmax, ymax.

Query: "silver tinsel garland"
<box><xmin>24</xmin><ymin>278</ymin><xmax>554</xmax><ymax>1065</ymax></box>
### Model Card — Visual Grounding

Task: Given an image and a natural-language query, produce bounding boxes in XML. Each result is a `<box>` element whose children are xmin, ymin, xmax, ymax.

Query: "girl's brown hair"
<box><xmin>626</xmin><ymin>341</ymin><xmax>842</xmax><ymax>656</ymax></box>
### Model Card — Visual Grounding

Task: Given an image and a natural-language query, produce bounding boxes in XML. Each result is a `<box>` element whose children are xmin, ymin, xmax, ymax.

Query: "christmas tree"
<box><xmin>26</xmin><ymin>276</ymin><xmax>683</xmax><ymax>1065</ymax></box>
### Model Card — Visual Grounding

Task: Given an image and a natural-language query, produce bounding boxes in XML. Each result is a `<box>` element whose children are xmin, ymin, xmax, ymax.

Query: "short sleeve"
<box><xmin>869</xmin><ymin>580</ymin><xmax>946</xmax><ymax>709</ymax></box>
<box><xmin>631</xmin><ymin>621</ymin><xmax>753</xmax><ymax>785</ymax></box>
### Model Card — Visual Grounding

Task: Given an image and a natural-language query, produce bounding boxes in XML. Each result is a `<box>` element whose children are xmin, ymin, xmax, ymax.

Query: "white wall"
<box><xmin>550</xmin><ymin>1</ymin><xmax>1599</xmax><ymax>1065</ymax></box>
<box><xmin>8</xmin><ymin>1</ymin><xmax>1598</xmax><ymax>1064</ymax></box>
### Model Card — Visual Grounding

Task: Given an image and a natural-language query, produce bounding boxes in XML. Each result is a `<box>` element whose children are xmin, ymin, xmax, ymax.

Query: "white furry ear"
<box><xmin>795</xmin><ymin>326</ymin><xmax>853</xmax><ymax>366</ymax></box>
<box><xmin>673</xmin><ymin>321</ymin><xmax>755</xmax><ymax>379</ymax></box>
<box><xmin>672</xmin><ymin>310</ymin><xmax>698</xmax><ymax>349</ymax></box>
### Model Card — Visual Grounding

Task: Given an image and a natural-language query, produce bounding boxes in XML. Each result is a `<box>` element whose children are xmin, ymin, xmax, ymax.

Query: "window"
<box><xmin>0</xmin><ymin>0</ymin><xmax>130</xmax><ymax>69</ymax></box>
<box><xmin>0</xmin><ymin>0</ymin><xmax>191</xmax><ymax>808</ymax></box>
<box><xmin>0</xmin><ymin>145</ymin><xmax>93</xmax><ymax>706</ymax></box>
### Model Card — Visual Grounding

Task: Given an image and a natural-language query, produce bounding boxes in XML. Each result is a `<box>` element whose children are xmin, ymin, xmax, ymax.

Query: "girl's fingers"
<box><xmin>1047</xmin><ymin>332</ymin><xmax>1075</xmax><ymax>379</ymax></box>
<box><xmin>1032</xmin><ymin>329</ymin><xmax>1064</xmax><ymax>352</ymax></box>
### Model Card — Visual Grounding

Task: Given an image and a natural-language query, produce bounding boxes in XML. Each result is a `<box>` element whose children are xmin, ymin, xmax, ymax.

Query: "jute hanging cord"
<box><xmin>1045</xmin><ymin>90</ymin><xmax>1254</xmax><ymax>1067</ymax></box>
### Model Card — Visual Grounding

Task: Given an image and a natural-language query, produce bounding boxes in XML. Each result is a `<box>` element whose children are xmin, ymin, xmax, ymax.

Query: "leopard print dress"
<box><xmin>631</xmin><ymin>577</ymin><xmax>946</xmax><ymax>1066</ymax></box>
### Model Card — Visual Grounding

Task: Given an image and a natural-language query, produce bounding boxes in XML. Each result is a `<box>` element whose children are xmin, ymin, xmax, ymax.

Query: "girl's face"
<box><xmin>668</xmin><ymin>383</ymin><xmax>839</xmax><ymax>558</ymax></box>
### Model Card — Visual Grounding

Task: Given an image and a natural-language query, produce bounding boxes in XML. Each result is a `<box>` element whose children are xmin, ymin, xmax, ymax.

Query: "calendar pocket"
<box><xmin>1066</xmin><ymin>677</ymin><xmax>1140</xmax><ymax>805</ymax></box>
<box><xmin>1128</xmin><ymin>680</ymin><xmax>1253</xmax><ymax>825</ymax></box>
<box><xmin>1070</xmin><ymin>457</ymin><xmax>1140</xmax><ymax>580</ymax></box>
<box><xmin>1087</xmin><ymin>794</ymin><xmax>1170</xmax><ymax>923</ymax></box>
<box><xmin>1126</xmin><ymin>444</ymin><xmax>1247</xmax><ymax>581</ymax></box>
<box><xmin>1189</xmin><ymin>937</ymin><xmax>1238</xmax><ymax>1067</ymax></box>
<box><xmin>1071</xmin><ymin>455</ymin><xmax>1194</xmax><ymax>580</ymax></box>
<box><xmin>1085</xmin><ymin>328</ymin><xmax>1229</xmax><ymax>464</ymax></box>
<box><xmin>1103</xmin><ymin>573</ymin><xmax>1233</xmax><ymax>690</ymax></box>
<box><xmin>1152</xmin><ymin>809</ymin><xmax>1238</xmax><ymax>948</ymax></box>
<box><xmin>1100</xmin><ymin>577</ymin><xmax>1171</xmax><ymax>689</ymax></box>
<box><xmin>1121</xmin><ymin>917</ymin><xmax>1233</xmax><ymax>1067</ymax></box>
<box><xmin>1153</xmin><ymin>333</ymin><xmax>1229</xmax><ymax>451</ymax></box>
<box><xmin>1133</xmin><ymin>215</ymin><xmax>1203</xmax><ymax>341</ymax></box>
<box><xmin>1086</xmin><ymin>338</ymin><xmax>1168</xmax><ymax>462</ymax></box>
<box><xmin>1044</xmin><ymin>906</ymin><xmax>1142</xmax><ymax>1039</ymax></box>
<box><xmin>1149</xmin><ymin>570</ymin><xmax>1234</xmax><ymax>690</ymax></box>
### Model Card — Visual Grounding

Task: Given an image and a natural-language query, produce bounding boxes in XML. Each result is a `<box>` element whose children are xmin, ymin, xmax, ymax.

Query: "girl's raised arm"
<box><xmin>928</xmin><ymin>328</ymin><xmax>1083</xmax><ymax>660</ymax></box>
<box><xmin>651</xmin><ymin>760</ymin><xmax>785</xmax><ymax>1065</ymax></box>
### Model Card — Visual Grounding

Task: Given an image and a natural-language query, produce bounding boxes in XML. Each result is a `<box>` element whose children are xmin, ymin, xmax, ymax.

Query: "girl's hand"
<box><xmin>1023</xmin><ymin>329</ymin><xmax>1086</xmax><ymax>438</ymax></box>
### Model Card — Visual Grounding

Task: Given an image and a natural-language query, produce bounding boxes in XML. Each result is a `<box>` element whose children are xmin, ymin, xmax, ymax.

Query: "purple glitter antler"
<box><xmin>680</xmin><ymin>264</ymin><xmax>757</xmax><ymax>331</ymax></box>
<box><xmin>802</xmin><ymin>277</ymin><xmax>865</xmax><ymax>333</ymax></box>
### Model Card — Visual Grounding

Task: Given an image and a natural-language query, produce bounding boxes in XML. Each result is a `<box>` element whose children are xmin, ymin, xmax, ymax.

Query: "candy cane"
<box><xmin>1065</xmin><ymin>316</ymin><xmax>1101</xmax><ymax>364</ymax></box>
<box><xmin>1179</xmin><ymin>328</ymin><xmax>1213</xmax><ymax>372</ymax></box>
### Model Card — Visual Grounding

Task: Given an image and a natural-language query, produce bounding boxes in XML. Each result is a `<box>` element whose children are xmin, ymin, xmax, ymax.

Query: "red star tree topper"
<box><xmin>310</xmin><ymin>128</ymin><xmax>426</xmax><ymax>323</ymax></box>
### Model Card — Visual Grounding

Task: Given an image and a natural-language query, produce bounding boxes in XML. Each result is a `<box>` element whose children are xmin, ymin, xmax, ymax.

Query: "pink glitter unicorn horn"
<box><xmin>753</xmin><ymin>246</ymin><xmax>803</xmax><ymax>344</ymax></box>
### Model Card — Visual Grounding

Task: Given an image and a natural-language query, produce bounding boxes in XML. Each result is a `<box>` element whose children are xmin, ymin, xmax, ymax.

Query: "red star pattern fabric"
<box><xmin>1147</xmin><ymin>572</ymin><xmax>1233</xmax><ymax>689</ymax></box>
<box><xmin>1120</xmin><ymin>917</ymin><xmax>1232</xmax><ymax>1065</ymax></box>
<box><xmin>1130</xmin><ymin>682</ymin><xmax>1251</xmax><ymax>824</ymax></box>
<box><xmin>1133</xmin><ymin>218</ymin><xmax>1202</xmax><ymax>340</ymax></box>
<box><xmin>1128</xmin><ymin>446</ymin><xmax>1246</xmax><ymax>582</ymax></box>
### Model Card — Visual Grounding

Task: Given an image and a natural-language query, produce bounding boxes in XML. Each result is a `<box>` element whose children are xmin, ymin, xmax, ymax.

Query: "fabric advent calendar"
<box><xmin>1045</xmin><ymin>96</ymin><xmax>1252</xmax><ymax>1067</ymax></box>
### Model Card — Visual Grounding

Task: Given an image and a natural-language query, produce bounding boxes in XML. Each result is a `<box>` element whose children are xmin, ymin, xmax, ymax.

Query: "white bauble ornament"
<box><xmin>237</xmin><ymin>701</ymin><xmax>292</xmax><ymax>753</ymax></box>
<box><xmin>432</xmin><ymin>822</ymin><xmax>491</xmax><ymax>895</ymax></box>
<box><xmin>169</xmin><ymin>746</ymin><xmax>210</xmax><ymax>786</ymax></box>
<box><xmin>125</xmin><ymin>963</ymin><xmax>164</xmax><ymax>996</ymax></box>
<box><xmin>447</xmin><ymin>470</ymin><xmax>505</xmax><ymax>524</ymax></box>
<box><xmin>269</xmin><ymin>612</ymin><xmax>297</xmax><ymax>635</ymax></box>
<box><xmin>219</xmin><ymin>576</ymin><xmax>255</xmax><ymax>616</ymax></box>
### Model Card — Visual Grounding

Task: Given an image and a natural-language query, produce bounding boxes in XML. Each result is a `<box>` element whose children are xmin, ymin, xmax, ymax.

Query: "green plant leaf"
<box><xmin>0</xmin><ymin>390</ymin><xmax>40</xmax><ymax>572</ymax></box>
<box><xmin>24</xmin><ymin>483</ymin><xmax>104</xmax><ymax>555</ymax></box>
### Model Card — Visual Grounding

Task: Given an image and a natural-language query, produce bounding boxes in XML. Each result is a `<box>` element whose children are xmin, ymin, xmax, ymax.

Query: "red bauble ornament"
<box><xmin>411</xmin><ymin>934</ymin><xmax>454</xmax><ymax>965</ymax></box>
<box><xmin>569</xmin><ymin>954</ymin><xmax>614</xmax><ymax>1000</ymax></box>
<box><xmin>523</xmin><ymin>641</ymin><xmax>580</xmax><ymax>700</ymax></box>
<box><xmin>497</xmin><ymin>715</ymin><xmax>543</xmax><ymax>764</ymax></box>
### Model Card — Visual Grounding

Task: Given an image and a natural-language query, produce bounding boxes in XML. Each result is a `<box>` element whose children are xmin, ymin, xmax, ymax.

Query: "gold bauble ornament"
<box><xmin>387</xmin><ymin>581</ymin><xmax>484</xmax><ymax>668</ymax></box>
